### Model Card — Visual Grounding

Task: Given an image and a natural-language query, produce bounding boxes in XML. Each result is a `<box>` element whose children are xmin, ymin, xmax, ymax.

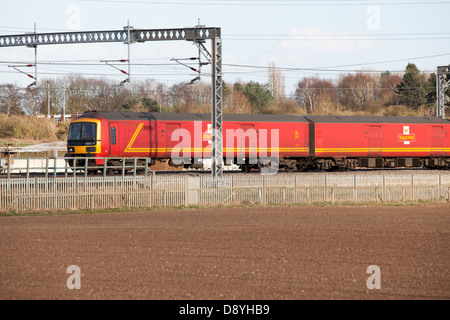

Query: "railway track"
<box><xmin>0</xmin><ymin>167</ymin><xmax>445</xmax><ymax>179</ymax></box>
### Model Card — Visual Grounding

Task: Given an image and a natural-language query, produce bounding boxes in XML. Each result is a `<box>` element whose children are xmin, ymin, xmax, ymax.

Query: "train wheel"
<box><xmin>64</xmin><ymin>153</ymin><xmax>74</xmax><ymax>168</ymax></box>
<box><xmin>86</xmin><ymin>158</ymin><xmax>97</xmax><ymax>175</ymax></box>
<box><xmin>297</xmin><ymin>164</ymin><xmax>309</xmax><ymax>172</ymax></box>
<box><xmin>87</xmin><ymin>169</ymin><xmax>98</xmax><ymax>176</ymax></box>
<box><xmin>241</xmin><ymin>165</ymin><xmax>250</xmax><ymax>173</ymax></box>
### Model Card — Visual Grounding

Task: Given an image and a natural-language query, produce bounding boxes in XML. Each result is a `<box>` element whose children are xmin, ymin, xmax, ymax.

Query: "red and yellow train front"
<box><xmin>66</xmin><ymin>117</ymin><xmax>108</xmax><ymax>165</ymax></box>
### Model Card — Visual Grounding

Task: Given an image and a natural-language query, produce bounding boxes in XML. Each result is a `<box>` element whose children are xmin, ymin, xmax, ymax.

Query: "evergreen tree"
<box><xmin>426</xmin><ymin>73</ymin><xmax>437</xmax><ymax>105</ymax></box>
<box><xmin>395</xmin><ymin>63</ymin><xmax>427</xmax><ymax>110</ymax></box>
<box><xmin>244</xmin><ymin>81</ymin><xmax>273</xmax><ymax>113</ymax></box>
<box><xmin>141</xmin><ymin>97</ymin><xmax>160</xmax><ymax>112</ymax></box>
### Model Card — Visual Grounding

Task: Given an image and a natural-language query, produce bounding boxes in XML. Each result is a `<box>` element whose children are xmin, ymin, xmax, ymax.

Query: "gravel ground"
<box><xmin>0</xmin><ymin>204</ymin><xmax>449</xmax><ymax>300</ymax></box>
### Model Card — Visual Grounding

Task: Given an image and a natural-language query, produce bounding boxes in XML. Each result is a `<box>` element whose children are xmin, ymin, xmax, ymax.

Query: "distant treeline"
<box><xmin>0</xmin><ymin>62</ymin><xmax>448</xmax><ymax>122</ymax></box>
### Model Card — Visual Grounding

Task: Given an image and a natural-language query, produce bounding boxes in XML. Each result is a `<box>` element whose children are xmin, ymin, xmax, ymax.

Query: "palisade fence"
<box><xmin>1</xmin><ymin>172</ymin><xmax>450</xmax><ymax>212</ymax></box>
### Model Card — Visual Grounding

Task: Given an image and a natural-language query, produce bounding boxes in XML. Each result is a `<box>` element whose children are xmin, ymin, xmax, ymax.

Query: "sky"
<box><xmin>0</xmin><ymin>0</ymin><xmax>449</xmax><ymax>96</ymax></box>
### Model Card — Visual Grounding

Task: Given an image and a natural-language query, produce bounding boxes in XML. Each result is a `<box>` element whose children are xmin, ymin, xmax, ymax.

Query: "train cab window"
<box><xmin>111</xmin><ymin>127</ymin><xmax>117</xmax><ymax>145</ymax></box>
<box><xmin>68</xmin><ymin>122</ymin><xmax>97</xmax><ymax>142</ymax></box>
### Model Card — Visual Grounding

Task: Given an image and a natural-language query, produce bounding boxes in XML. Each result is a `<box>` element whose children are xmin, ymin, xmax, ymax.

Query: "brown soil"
<box><xmin>0</xmin><ymin>204</ymin><xmax>448</xmax><ymax>300</ymax></box>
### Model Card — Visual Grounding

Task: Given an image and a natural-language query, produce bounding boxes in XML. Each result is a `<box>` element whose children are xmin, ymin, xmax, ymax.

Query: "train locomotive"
<box><xmin>66</xmin><ymin>111</ymin><xmax>450</xmax><ymax>173</ymax></box>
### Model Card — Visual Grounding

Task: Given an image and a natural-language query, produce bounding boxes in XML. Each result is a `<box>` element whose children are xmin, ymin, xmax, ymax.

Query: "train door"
<box><xmin>109</xmin><ymin>122</ymin><xmax>120</xmax><ymax>156</ymax></box>
<box><xmin>368</xmin><ymin>126</ymin><xmax>382</xmax><ymax>156</ymax></box>
<box><xmin>431</xmin><ymin>126</ymin><xmax>444</xmax><ymax>156</ymax></box>
<box><xmin>239</xmin><ymin>124</ymin><xmax>257</xmax><ymax>158</ymax></box>
<box><xmin>165</xmin><ymin>123</ymin><xmax>182</xmax><ymax>158</ymax></box>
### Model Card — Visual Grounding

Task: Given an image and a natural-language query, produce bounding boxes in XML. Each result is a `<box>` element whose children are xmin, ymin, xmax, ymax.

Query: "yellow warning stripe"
<box><xmin>124</xmin><ymin>124</ymin><xmax>309</xmax><ymax>153</ymax></box>
<box><xmin>124</xmin><ymin>147</ymin><xmax>309</xmax><ymax>153</ymax></box>
<box><xmin>124</xmin><ymin>123</ymin><xmax>145</xmax><ymax>153</ymax></box>
<box><xmin>124</xmin><ymin>124</ymin><xmax>447</xmax><ymax>154</ymax></box>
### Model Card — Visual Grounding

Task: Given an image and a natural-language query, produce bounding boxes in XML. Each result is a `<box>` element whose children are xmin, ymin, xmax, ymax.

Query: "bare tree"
<box><xmin>268</xmin><ymin>62</ymin><xmax>286</xmax><ymax>102</ymax></box>
<box><xmin>295</xmin><ymin>77</ymin><xmax>337</xmax><ymax>114</ymax></box>
<box><xmin>225</xmin><ymin>82</ymin><xmax>252</xmax><ymax>114</ymax></box>
<box><xmin>379</xmin><ymin>71</ymin><xmax>402</xmax><ymax>106</ymax></box>
<box><xmin>22</xmin><ymin>87</ymin><xmax>41</xmax><ymax>115</ymax></box>
<box><xmin>338</xmin><ymin>73</ymin><xmax>377</xmax><ymax>111</ymax></box>
<box><xmin>0</xmin><ymin>84</ymin><xmax>23</xmax><ymax>116</ymax></box>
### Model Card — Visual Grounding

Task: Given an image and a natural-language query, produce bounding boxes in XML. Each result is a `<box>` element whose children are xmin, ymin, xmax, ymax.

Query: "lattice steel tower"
<box><xmin>437</xmin><ymin>65</ymin><xmax>450</xmax><ymax>119</ymax></box>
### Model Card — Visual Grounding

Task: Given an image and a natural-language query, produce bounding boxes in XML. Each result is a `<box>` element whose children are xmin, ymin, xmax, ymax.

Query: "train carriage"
<box><xmin>306</xmin><ymin>116</ymin><xmax>450</xmax><ymax>170</ymax></box>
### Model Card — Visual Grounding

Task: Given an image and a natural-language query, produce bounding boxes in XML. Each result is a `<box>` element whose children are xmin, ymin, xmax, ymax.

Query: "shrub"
<box><xmin>382</xmin><ymin>105</ymin><xmax>420</xmax><ymax>117</ymax></box>
<box><xmin>0</xmin><ymin>114</ymin><xmax>60</xmax><ymax>141</ymax></box>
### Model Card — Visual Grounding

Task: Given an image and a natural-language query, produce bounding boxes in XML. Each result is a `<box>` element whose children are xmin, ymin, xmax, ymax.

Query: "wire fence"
<box><xmin>0</xmin><ymin>157</ymin><xmax>155</xmax><ymax>179</ymax></box>
<box><xmin>1</xmin><ymin>172</ymin><xmax>449</xmax><ymax>212</ymax></box>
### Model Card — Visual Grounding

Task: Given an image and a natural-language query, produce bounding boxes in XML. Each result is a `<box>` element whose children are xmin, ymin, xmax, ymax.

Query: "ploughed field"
<box><xmin>0</xmin><ymin>204</ymin><xmax>448</xmax><ymax>300</ymax></box>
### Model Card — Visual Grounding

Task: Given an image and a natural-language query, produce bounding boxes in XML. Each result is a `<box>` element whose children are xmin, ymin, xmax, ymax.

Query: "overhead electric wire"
<box><xmin>0</xmin><ymin>45</ymin><xmax>447</xmax><ymax>90</ymax></box>
<box><xmin>2</xmin><ymin>50</ymin><xmax>448</xmax><ymax>72</ymax></box>
<box><xmin>2</xmin><ymin>24</ymin><xmax>448</xmax><ymax>41</ymax></box>
<box><xmin>78</xmin><ymin>0</ymin><xmax>450</xmax><ymax>6</ymax></box>
<box><xmin>224</xmin><ymin>31</ymin><xmax>450</xmax><ymax>42</ymax></box>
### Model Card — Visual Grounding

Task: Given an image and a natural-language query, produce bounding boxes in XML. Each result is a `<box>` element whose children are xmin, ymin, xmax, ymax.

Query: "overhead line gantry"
<box><xmin>0</xmin><ymin>25</ymin><xmax>224</xmax><ymax>179</ymax></box>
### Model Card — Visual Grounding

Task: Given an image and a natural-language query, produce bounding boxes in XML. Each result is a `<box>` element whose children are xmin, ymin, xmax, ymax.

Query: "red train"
<box><xmin>66</xmin><ymin>111</ymin><xmax>450</xmax><ymax>173</ymax></box>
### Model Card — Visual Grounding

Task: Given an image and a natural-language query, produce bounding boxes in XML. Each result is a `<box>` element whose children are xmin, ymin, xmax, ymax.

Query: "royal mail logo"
<box><xmin>202</xmin><ymin>124</ymin><xmax>212</xmax><ymax>142</ymax></box>
<box><xmin>202</xmin><ymin>132</ymin><xmax>212</xmax><ymax>141</ymax></box>
<box><xmin>398</xmin><ymin>126</ymin><xmax>415</xmax><ymax>145</ymax></box>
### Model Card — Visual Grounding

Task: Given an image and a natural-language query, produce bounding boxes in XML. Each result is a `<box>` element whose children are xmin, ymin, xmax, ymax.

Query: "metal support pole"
<box><xmin>23</xmin><ymin>23</ymin><xmax>37</xmax><ymax>89</ymax></box>
<box><xmin>34</xmin><ymin>23</ymin><xmax>37</xmax><ymax>85</ymax></box>
<box><xmin>47</xmin><ymin>80</ymin><xmax>50</xmax><ymax>118</ymax></box>
<box><xmin>126</xmin><ymin>20</ymin><xmax>132</xmax><ymax>84</ymax></box>
<box><xmin>437</xmin><ymin>65</ymin><xmax>450</xmax><ymax>119</ymax></box>
<box><xmin>211</xmin><ymin>35</ymin><xmax>223</xmax><ymax>180</ymax></box>
<box><xmin>6</xmin><ymin>144</ymin><xmax>11</xmax><ymax>180</ymax></box>
<box><xmin>63</xmin><ymin>89</ymin><xmax>66</xmax><ymax>122</ymax></box>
